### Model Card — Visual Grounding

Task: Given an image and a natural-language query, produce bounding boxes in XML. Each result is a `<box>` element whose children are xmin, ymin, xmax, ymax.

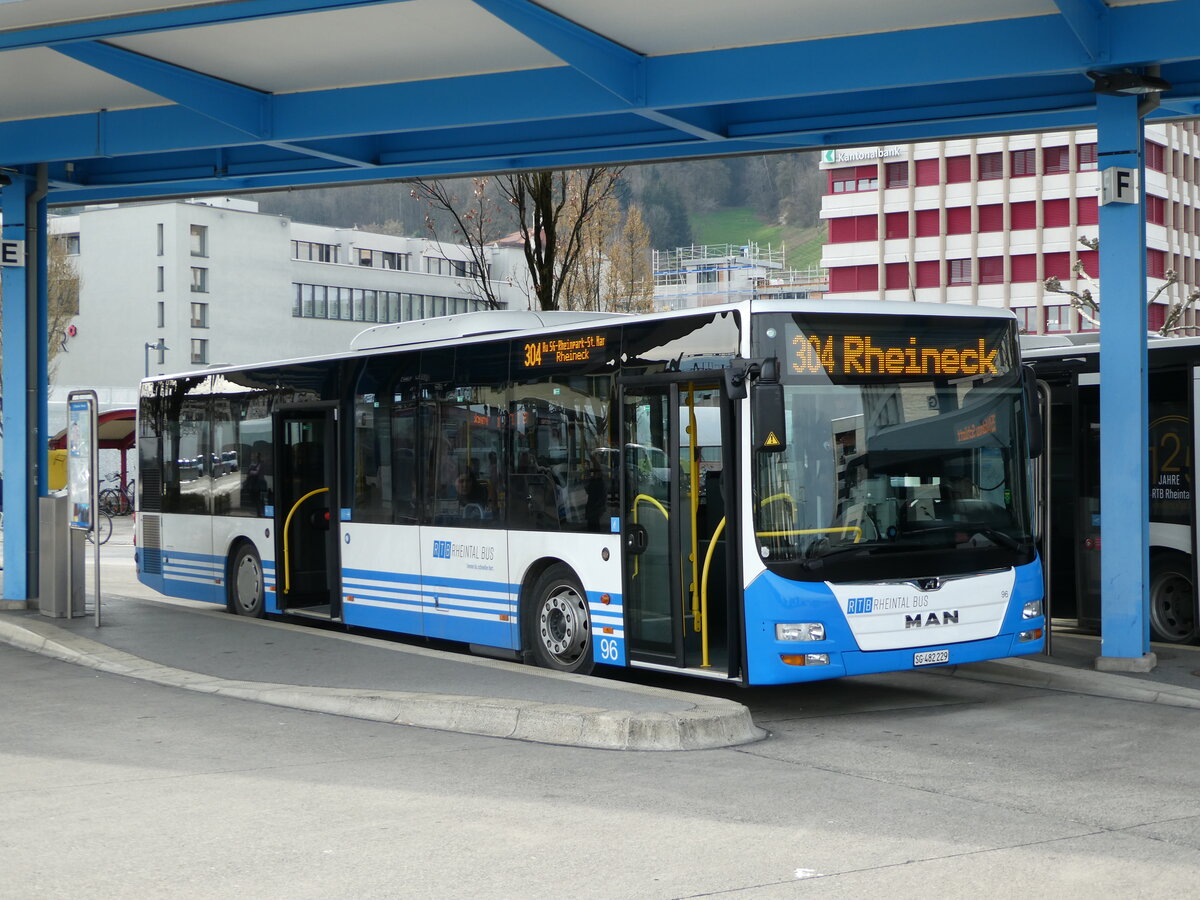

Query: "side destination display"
<box><xmin>521</xmin><ymin>332</ymin><xmax>608</xmax><ymax>369</ymax></box>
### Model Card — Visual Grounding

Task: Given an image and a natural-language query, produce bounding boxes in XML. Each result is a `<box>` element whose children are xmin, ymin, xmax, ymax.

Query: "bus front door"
<box><xmin>621</xmin><ymin>380</ymin><xmax>734</xmax><ymax>674</ymax></box>
<box><xmin>274</xmin><ymin>406</ymin><xmax>341</xmax><ymax>617</ymax></box>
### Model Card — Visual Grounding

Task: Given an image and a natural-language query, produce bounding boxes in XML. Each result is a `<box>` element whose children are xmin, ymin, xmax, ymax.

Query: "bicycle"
<box><xmin>84</xmin><ymin>511</ymin><xmax>112</xmax><ymax>545</ymax></box>
<box><xmin>99</xmin><ymin>473</ymin><xmax>133</xmax><ymax>516</ymax></box>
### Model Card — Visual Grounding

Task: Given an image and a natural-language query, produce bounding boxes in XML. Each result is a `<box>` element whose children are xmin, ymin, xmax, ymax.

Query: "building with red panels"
<box><xmin>819</xmin><ymin>125</ymin><xmax>1200</xmax><ymax>334</ymax></box>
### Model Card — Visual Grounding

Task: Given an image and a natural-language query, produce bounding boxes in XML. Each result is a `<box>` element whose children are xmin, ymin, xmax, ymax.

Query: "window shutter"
<box><xmin>1010</xmin><ymin>255</ymin><xmax>1037</xmax><ymax>282</ymax></box>
<box><xmin>946</xmin><ymin>207</ymin><xmax>971</xmax><ymax>234</ymax></box>
<box><xmin>1010</xmin><ymin>201</ymin><xmax>1036</xmax><ymax>230</ymax></box>
<box><xmin>1043</xmin><ymin>199</ymin><xmax>1070</xmax><ymax>228</ymax></box>
<box><xmin>978</xmin><ymin>205</ymin><xmax>1004</xmax><ymax>232</ymax></box>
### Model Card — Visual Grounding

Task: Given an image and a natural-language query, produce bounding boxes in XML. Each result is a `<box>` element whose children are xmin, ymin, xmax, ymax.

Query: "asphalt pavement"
<box><xmin>3</xmin><ymin>514</ymin><xmax>1200</xmax><ymax>751</ymax></box>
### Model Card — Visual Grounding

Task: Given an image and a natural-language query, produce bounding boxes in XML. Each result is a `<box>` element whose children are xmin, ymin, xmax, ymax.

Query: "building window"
<box><xmin>1043</xmin><ymin>146</ymin><xmax>1070</xmax><ymax>175</ymax></box>
<box><xmin>885</xmin><ymin>262</ymin><xmax>909</xmax><ymax>290</ymax></box>
<box><xmin>978</xmin><ymin>152</ymin><xmax>1003</xmax><ymax>180</ymax></box>
<box><xmin>978</xmin><ymin>205</ymin><xmax>1004</xmax><ymax>232</ymax></box>
<box><xmin>946</xmin><ymin>207</ymin><xmax>971</xmax><ymax>235</ymax></box>
<box><xmin>1011</xmin><ymin>255</ymin><xmax>1037</xmax><ymax>282</ymax></box>
<box><xmin>978</xmin><ymin>256</ymin><xmax>1004</xmax><ymax>284</ymax></box>
<box><xmin>948</xmin><ymin>258</ymin><xmax>971</xmax><ymax>285</ymax></box>
<box><xmin>828</xmin><ymin>166</ymin><xmax>876</xmax><ymax>193</ymax></box>
<box><xmin>1044</xmin><ymin>306</ymin><xmax>1069</xmax><ymax>333</ymax></box>
<box><xmin>1043</xmin><ymin>252</ymin><xmax>1072</xmax><ymax>279</ymax></box>
<box><xmin>1077</xmin><ymin>143</ymin><xmax>1098</xmax><ymax>171</ymax></box>
<box><xmin>191</xmin><ymin>267</ymin><xmax>208</xmax><ymax>293</ymax></box>
<box><xmin>157</xmin><ymin>223</ymin><xmax>164</xmax><ymax>256</ymax></box>
<box><xmin>191</xmin><ymin>302</ymin><xmax>208</xmax><ymax>328</ymax></box>
<box><xmin>1148</xmin><ymin>248</ymin><xmax>1167</xmax><ymax>279</ymax></box>
<box><xmin>190</xmin><ymin>224</ymin><xmax>208</xmax><ymax>257</ymax></box>
<box><xmin>57</xmin><ymin>233</ymin><xmax>81</xmax><ymax>255</ymax></box>
<box><xmin>696</xmin><ymin>265</ymin><xmax>721</xmax><ymax>284</ymax></box>
<box><xmin>1010</xmin><ymin>149</ymin><xmax>1037</xmax><ymax>177</ymax></box>
<box><xmin>885</xmin><ymin>161</ymin><xmax>908</xmax><ymax>188</ymax></box>
<box><xmin>190</xmin><ymin>338</ymin><xmax>208</xmax><ymax>364</ymax></box>
<box><xmin>157</xmin><ymin>301</ymin><xmax>164</xmax><ymax>328</ymax></box>
<box><xmin>829</xmin><ymin>215</ymin><xmax>877</xmax><ymax>243</ymax></box>
<box><xmin>915</xmin><ymin>159</ymin><xmax>939</xmax><ymax>186</ymax></box>
<box><xmin>1014</xmin><ymin>307</ymin><xmax>1037</xmax><ymax>333</ymax></box>
<box><xmin>1010</xmin><ymin>201</ymin><xmax>1037</xmax><ymax>230</ymax></box>
<box><xmin>829</xmin><ymin>265</ymin><xmax>877</xmax><ymax>292</ymax></box>
<box><xmin>884</xmin><ymin>212</ymin><xmax>908</xmax><ymax>239</ymax></box>
<box><xmin>157</xmin><ymin>266</ymin><xmax>164</xmax><ymax>292</ymax></box>
<box><xmin>292</xmin><ymin>240</ymin><xmax>339</xmax><ymax>263</ymax></box>
<box><xmin>945</xmin><ymin>156</ymin><xmax>971</xmax><ymax>183</ymax></box>
<box><xmin>1077</xmin><ymin>197</ymin><xmax>1099</xmax><ymax>226</ymax></box>
<box><xmin>1147</xmin><ymin>195</ymin><xmax>1166</xmax><ymax>226</ymax></box>
<box><xmin>915</xmin><ymin>209</ymin><xmax>939</xmax><ymax>237</ymax></box>
<box><xmin>358</xmin><ymin>248</ymin><xmax>411</xmax><ymax>269</ymax></box>
<box><xmin>1146</xmin><ymin>141</ymin><xmax>1165</xmax><ymax>173</ymax></box>
<box><xmin>1043</xmin><ymin>198</ymin><xmax>1070</xmax><ymax>228</ymax></box>
<box><xmin>915</xmin><ymin>260</ymin><xmax>939</xmax><ymax>288</ymax></box>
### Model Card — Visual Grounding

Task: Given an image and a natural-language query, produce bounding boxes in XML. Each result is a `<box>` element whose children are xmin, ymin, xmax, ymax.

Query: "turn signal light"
<box><xmin>780</xmin><ymin>653</ymin><xmax>830</xmax><ymax>666</ymax></box>
<box><xmin>1019</xmin><ymin>628</ymin><xmax>1043</xmax><ymax>643</ymax></box>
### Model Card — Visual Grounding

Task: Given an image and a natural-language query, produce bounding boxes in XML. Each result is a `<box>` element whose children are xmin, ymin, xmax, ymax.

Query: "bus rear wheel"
<box><xmin>526</xmin><ymin>565</ymin><xmax>594</xmax><ymax>675</ymax></box>
<box><xmin>1149</xmin><ymin>553</ymin><xmax>1198</xmax><ymax>644</ymax></box>
<box><xmin>229</xmin><ymin>543</ymin><xmax>265</xmax><ymax>618</ymax></box>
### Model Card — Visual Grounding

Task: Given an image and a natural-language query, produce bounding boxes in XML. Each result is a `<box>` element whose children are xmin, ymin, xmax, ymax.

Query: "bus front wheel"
<box><xmin>1149</xmin><ymin>553</ymin><xmax>1198</xmax><ymax>644</ymax></box>
<box><xmin>229</xmin><ymin>543</ymin><xmax>265</xmax><ymax>618</ymax></box>
<box><xmin>525</xmin><ymin>565</ymin><xmax>594</xmax><ymax>675</ymax></box>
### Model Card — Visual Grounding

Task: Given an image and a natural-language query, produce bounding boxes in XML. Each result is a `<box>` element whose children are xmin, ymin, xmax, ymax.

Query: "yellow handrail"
<box><xmin>699</xmin><ymin>516</ymin><xmax>727</xmax><ymax>668</ymax></box>
<box><xmin>756</xmin><ymin>526</ymin><xmax>862</xmax><ymax>541</ymax></box>
<box><xmin>631</xmin><ymin>493</ymin><xmax>668</xmax><ymax>577</ymax></box>
<box><xmin>282</xmin><ymin>487</ymin><xmax>330</xmax><ymax>594</ymax></box>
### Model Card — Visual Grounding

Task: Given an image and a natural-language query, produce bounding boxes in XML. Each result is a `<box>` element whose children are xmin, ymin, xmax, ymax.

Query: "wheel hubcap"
<box><xmin>1151</xmin><ymin>571</ymin><xmax>1195</xmax><ymax>641</ymax></box>
<box><xmin>539</xmin><ymin>585</ymin><xmax>588</xmax><ymax>664</ymax></box>
<box><xmin>236</xmin><ymin>556</ymin><xmax>261</xmax><ymax>612</ymax></box>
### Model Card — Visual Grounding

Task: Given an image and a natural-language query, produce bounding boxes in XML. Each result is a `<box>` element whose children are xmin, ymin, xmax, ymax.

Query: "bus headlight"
<box><xmin>1022</xmin><ymin>600</ymin><xmax>1043</xmax><ymax>619</ymax></box>
<box><xmin>781</xmin><ymin>653</ymin><xmax>830</xmax><ymax>666</ymax></box>
<box><xmin>776</xmin><ymin>623</ymin><xmax>825</xmax><ymax>641</ymax></box>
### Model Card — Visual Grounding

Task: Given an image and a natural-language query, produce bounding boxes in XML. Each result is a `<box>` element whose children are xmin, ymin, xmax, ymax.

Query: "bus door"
<box><xmin>620</xmin><ymin>378</ymin><xmax>736</xmax><ymax>674</ymax></box>
<box><xmin>274</xmin><ymin>405</ymin><xmax>341</xmax><ymax>617</ymax></box>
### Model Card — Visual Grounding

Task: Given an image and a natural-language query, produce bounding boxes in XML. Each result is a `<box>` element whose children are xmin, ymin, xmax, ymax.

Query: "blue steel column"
<box><xmin>1095</xmin><ymin>93</ymin><xmax>1154</xmax><ymax>670</ymax></box>
<box><xmin>1</xmin><ymin>176</ymin><xmax>33</xmax><ymax>604</ymax></box>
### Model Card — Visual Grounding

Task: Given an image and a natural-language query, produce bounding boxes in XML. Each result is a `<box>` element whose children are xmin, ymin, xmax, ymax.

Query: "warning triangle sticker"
<box><xmin>764</xmin><ymin>431</ymin><xmax>781</xmax><ymax>447</ymax></box>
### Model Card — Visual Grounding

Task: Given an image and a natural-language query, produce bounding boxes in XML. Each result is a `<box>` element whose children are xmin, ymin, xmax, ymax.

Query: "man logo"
<box><xmin>432</xmin><ymin>540</ymin><xmax>452</xmax><ymax>559</ymax></box>
<box><xmin>905</xmin><ymin>610</ymin><xmax>960</xmax><ymax>628</ymax></box>
<box><xmin>846</xmin><ymin>597</ymin><xmax>873</xmax><ymax>614</ymax></box>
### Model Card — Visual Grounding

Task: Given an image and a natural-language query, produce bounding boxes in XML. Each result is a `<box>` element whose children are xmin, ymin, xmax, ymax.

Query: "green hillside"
<box><xmin>690</xmin><ymin>207</ymin><xmax>825</xmax><ymax>270</ymax></box>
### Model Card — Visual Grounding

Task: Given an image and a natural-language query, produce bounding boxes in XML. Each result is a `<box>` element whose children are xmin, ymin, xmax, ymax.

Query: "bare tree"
<box><xmin>1043</xmin><ymin>235</ymin><xmax>1200</xmax><ymax>336</ymax></box>
<box><xmin>409</xmin><ymin>177</ymin><xmax>511</xmax><ymax>309</ymax></box>
<box><xmin>412</xmin><ymin>167</ymin><xmax>625</xmax><ymax>312</ymax></box>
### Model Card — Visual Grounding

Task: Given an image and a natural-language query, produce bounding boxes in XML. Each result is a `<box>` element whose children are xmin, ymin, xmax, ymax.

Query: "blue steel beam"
<box><xmin>1052</xmin><ymin>0</ymin><xmax>1109</xmax><ymax>63</ymax></box>
<box><xmin>0</xmin><ymin>6</ymin><xmax>1198</xmax><ymax>174</ymax></box>
<box><xmin>469</xmin><ymin>0</ymin><xmax>643</xmax><ymax>105</ymax></box>
<box><xmin>0</xmin><ymin>0</ymin><xmax>409</xmax><ymax>51</ymax></box>
<box><xmin>1095</xmin><ymin>92</ymin><xmax>1153</xmax><ymax>667</ymax></box>
<box><xmin>53</xmin><ymin>42</ymin><xmax>271</xmax><ymax>139</ymax></box>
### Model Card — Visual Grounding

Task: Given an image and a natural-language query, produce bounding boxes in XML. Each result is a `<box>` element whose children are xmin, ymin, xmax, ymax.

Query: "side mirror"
<box><xmin>1022</xmin><ymin>365</ymin><xmax>1043</xmax><ymax>459</ymax></box>
<box><xmin>752</xmin><ymin>382</ymin><xmax>786</xmax><ymax>452</ymax></box>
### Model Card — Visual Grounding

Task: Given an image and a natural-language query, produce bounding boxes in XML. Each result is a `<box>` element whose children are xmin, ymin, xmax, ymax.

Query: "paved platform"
<box><xmin>4</xmin><ymin>516</ymin><xmax>1200</xmax><ymax>749</ymax></box>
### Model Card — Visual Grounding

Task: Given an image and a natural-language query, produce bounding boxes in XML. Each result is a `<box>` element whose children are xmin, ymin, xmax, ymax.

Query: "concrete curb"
<box><xmin>0</xmin><ymin>616</ymin><xmax>765</xmax><ymax>751</ymax></box>
<box><xmin>944</xmin><ymin>656</ymin><xmax>1200</xmax><ymax>709</ymax></box>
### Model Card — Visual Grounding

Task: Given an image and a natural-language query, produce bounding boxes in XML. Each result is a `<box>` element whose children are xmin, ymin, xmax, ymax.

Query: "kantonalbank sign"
<box><xmin>822</xmin><ymin>146</ymin><xmax>904</xmax><ymax>164</ymax></box>
<box><xmin>793</xmin><ymin>334</ymin><xmax>1001</xmax><ymax>377</ymax></box>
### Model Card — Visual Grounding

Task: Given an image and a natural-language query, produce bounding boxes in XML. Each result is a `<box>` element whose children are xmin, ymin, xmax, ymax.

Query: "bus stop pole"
<box><xmin>1095</xmin><ymin>91</ymin><xmax>1155</xmax><ymax>671</ymax></box>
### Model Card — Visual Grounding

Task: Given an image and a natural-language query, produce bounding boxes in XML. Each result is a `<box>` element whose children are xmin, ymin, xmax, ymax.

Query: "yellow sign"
<box><xmin>522</xmin><ymin>332</ymin><xmax>607</xmax><ymax>368</ymax></box>
<box><xmin>793</xmin><ymin>334</ymin><xmax>1000</xmax><ymax>378</ymax></box>
<box><xmin>764</xmin><ymin>431</ymin><xmax>781</xmax><ymax>447</ymax></box>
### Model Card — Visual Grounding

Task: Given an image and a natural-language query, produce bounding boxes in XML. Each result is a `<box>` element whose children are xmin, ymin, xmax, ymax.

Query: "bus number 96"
<box><xmin>599</xmin><ymin>637</ymin><xmax>620</xmax><ymax>661</ymax></box>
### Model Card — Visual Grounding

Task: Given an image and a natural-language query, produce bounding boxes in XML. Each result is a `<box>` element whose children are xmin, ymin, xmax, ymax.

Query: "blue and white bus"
<box><xmin>136</xmin><ymin>300</ymin><xmax>1045</xmax><ymax>684</ymax></box>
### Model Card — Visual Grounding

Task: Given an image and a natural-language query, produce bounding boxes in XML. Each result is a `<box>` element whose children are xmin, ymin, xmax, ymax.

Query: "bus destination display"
<box><xmin>522</xmin><ymin>332</ymin><xmax>607</xmax><ymax>369</ymax></box>
<box><xmin>792</xmin><ymin>333</ymin><xmax>1006</xmax><ymax>379</ymax></box>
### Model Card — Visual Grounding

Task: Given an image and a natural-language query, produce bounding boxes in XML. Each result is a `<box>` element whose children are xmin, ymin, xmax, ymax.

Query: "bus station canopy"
<box><xmin>0</xmin><ymin>1</ymin><xmax>1197</xmax><ymax>205</ymax></box>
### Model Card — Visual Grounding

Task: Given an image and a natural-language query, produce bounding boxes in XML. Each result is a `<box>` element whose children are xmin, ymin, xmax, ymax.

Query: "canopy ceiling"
<box><xmin>0</xmin><ymin>0</ymin><xmax>1196</xmax><ymax>204</ymax></box>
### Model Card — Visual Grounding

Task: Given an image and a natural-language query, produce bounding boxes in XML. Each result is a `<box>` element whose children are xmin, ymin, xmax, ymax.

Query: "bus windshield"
<box><xmin>751</xmin><ymin>312</ymin><xmax>1036</xmax><ymax>582</ymax></box>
